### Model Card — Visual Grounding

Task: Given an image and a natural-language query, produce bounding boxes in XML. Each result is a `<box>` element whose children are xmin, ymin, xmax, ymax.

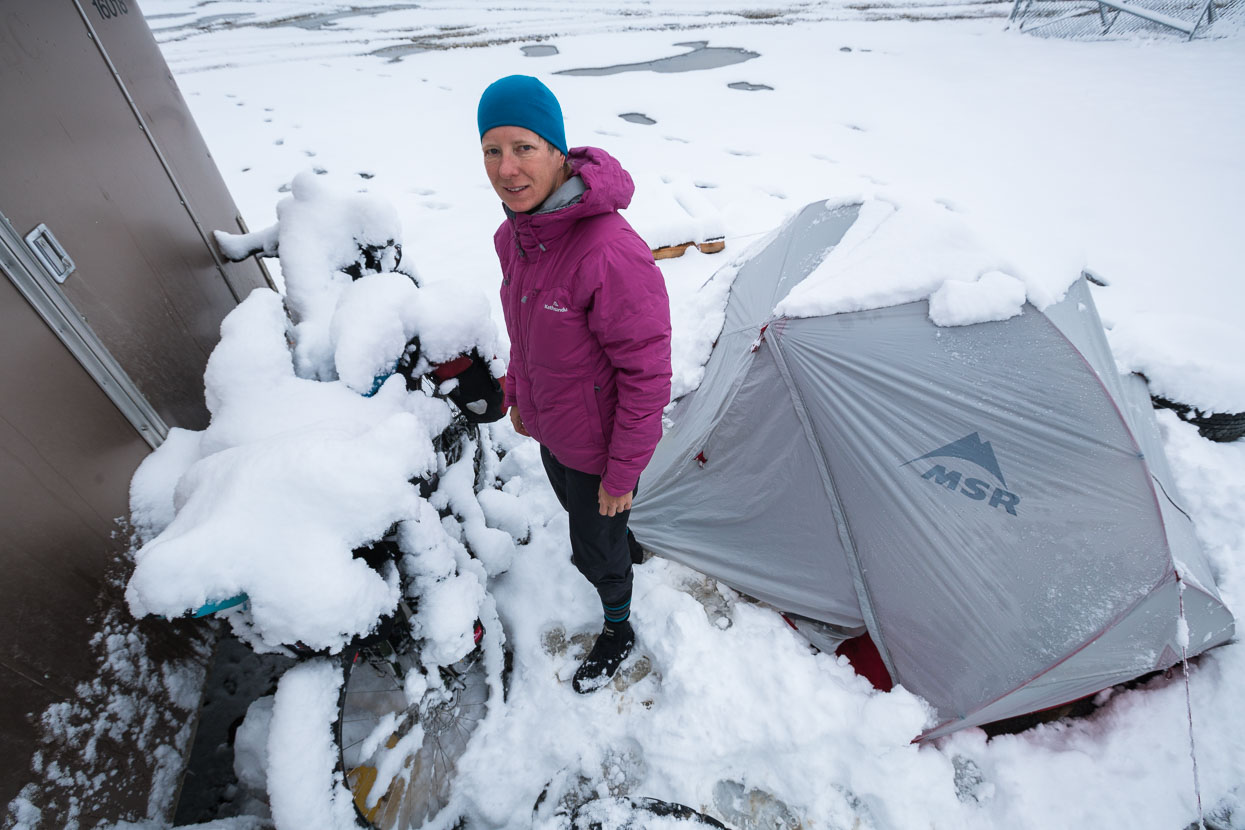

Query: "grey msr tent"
<box><xmin>630</xmin><ymin>200</ymin><xmax>1235</xmax><ymax>740</ymax></box>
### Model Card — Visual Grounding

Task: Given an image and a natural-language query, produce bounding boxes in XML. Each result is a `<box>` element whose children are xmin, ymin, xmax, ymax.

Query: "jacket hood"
<box><xmin>565</xmin><ymin>146</ymin><xmax>635</xmax><ymax>214</ymax></box>
<box><xmin>504</xmin><ymin>146</ymin><xmax>635</xmax><ymax>255</ymax></box>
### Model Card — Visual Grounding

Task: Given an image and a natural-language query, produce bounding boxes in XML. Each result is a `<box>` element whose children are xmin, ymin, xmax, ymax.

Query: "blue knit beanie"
<box><xmin>477</xmin><ymin>75</ymin><xmax>568</xmax><ymax>156</ymax></box>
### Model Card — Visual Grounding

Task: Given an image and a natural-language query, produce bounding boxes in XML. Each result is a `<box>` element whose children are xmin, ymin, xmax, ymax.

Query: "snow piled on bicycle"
<box><xmin>125</xmin><ymin>174</ymin><xmax>511</xmax><ymax>656</ymax></box>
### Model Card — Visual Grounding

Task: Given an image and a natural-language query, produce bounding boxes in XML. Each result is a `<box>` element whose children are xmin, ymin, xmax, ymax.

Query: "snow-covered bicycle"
<box><xmin>125</xmin><ymin>174</ymin><xmax>517</xmax><ymax>829</ymax></box>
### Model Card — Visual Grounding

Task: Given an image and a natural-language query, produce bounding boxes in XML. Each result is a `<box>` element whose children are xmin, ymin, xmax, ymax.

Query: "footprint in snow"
<box><xmin>675</xmin><ymin>572</ymin><xmax>735</xmax><ymax>630</ymax></box>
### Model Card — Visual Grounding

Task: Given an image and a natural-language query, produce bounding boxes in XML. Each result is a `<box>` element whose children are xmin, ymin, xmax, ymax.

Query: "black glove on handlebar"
<box><xmin>434</xmin><ymin>350</ymin><xmax>505</xmax><ymax>424</ymax></box>
<box><xmin>396</xmin><ymin>338</ymin><xmax>504</xmax><ymax>424</ymax></box>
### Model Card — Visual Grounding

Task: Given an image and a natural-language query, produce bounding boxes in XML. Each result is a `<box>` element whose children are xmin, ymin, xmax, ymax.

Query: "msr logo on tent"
<box><xmin>902</xmin><ymin>432</ymin><xmax>1021</xmax><ymax>516</ymax></box>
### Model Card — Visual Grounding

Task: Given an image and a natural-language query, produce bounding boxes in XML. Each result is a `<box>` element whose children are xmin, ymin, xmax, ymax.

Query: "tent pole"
<box><xmin>765</xmin><ymin>328</ymin><xmax>900</xmax><ymax>683</ymax></box>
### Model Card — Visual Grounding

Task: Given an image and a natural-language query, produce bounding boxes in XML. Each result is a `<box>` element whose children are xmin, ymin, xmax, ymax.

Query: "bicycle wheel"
<box><xmin>336</xmin><ymin>633</ymin><xmax>489</xmax><ymax>829</ymax></box>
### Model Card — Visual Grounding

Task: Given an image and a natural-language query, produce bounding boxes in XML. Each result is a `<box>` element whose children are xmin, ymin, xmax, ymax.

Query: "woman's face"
<box><xmin>482</xmin><ymin>126</ymin><xmax>567</xmax><ymax>214</ymax></box>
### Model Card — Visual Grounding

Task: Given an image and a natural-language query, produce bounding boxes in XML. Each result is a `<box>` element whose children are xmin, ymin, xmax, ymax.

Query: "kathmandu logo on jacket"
<box><xmin>902</xmin><ymin>432</ymin><xmax>1020</xmax><ymax>516</ymax></box>
<box><xmin>543</xmin><ymin>300</ymin><xmax>569</xmax><ymax>313</ymax></box>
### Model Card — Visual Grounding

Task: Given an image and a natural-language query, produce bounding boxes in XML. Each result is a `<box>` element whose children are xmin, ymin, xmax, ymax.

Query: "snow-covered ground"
<box><xmin>55</xmin><ymin>0</ymin><xmax>1245</xmax><ymax>827</ymax></box>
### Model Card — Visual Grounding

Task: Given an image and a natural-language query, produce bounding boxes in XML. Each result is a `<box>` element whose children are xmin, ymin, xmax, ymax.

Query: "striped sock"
<box><xmin>602</xmin><ymin>595</ymin><xmax>631</xmax><ymax>624</ymax></box>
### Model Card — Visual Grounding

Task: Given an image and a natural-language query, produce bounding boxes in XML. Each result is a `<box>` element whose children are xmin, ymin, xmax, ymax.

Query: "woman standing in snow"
<box><xmin>479</xmin><ymin>75</ymin><xmax>672</xmax><ymax>693</ymax></box>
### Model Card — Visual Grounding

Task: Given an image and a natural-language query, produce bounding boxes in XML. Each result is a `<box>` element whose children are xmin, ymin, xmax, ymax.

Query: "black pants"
<box><xmin>540</xmin><ymin>445</ymin><xmax>633</xmax><ymax>610</ymax></box>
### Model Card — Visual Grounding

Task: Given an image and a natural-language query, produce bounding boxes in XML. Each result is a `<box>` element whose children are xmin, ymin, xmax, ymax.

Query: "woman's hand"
<box><xmin>598</xmin><ymin>485</ymin><xmax>633</xmax><ymax>517</ymax></box>
<box><xmin>509</xmin><ymin>406</ymin><xmax>530</xmax><ymax>437</ymax></box>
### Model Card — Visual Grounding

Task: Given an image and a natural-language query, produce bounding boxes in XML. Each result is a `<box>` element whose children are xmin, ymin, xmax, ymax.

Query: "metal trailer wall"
<box><xmin>0</xmin><ymin>1</ymin><xmax>269</xmax><ymax>823</ymax></box>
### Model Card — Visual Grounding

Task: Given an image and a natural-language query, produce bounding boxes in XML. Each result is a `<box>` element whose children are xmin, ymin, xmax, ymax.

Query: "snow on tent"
<box><xmin>630</xmin><ymin>199</ymin><xmax>1235</xmax><ymax>740</ymax></box>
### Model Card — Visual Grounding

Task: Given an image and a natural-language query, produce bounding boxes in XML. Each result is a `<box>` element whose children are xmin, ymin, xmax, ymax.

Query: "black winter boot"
<box><xmin>572</xmin><ymin>620</ymin><xmax>635</xmax><ymax>694</ymax></box>
<box><xmin>627</xmin><ymin>529</ymin><xmax>646</xmax><ymax>565</ymax></box>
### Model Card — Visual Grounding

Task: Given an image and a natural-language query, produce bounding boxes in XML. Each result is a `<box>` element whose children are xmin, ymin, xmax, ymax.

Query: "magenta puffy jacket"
<box><xmin>495</xmin><ymin>147</ymin><xmax>672</xmax><ymax>496</ymax></box>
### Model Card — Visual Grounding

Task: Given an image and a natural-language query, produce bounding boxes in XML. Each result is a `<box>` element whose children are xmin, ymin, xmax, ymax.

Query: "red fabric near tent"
<box><xmin>837</xmin><ymin>634</ymin><xmax>893</xmax><ymax>692</ymax></box>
